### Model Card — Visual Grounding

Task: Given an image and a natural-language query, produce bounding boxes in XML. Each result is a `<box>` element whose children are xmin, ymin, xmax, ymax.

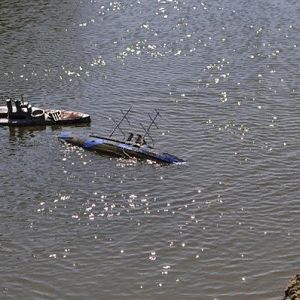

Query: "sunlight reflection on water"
<box><xmin>0</xmin><ymin>0</ymin><xmax>299</xmax><ymax>299</ymax></box>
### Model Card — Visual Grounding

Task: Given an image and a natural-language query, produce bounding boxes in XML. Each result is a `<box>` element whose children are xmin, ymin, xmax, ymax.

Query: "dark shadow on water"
<box><xmin>49</xmin><ymin>122</ymin><xmax>91</xmax><ymax>132</ymax></box>
<box><xmin>8</xmin><ymin>125</ymin><xmax>47</xmax><ymax>141</ymax></box>
<box><xmin>7</xmin><ymin>123</ymin><xmax>90</xmax><ymax>141</ymax></box>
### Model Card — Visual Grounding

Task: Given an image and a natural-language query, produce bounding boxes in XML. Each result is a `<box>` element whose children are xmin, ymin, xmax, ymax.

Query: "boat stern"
<box><xmin>58</xmin><ymin>131</ymin><xmax>73</xmax><ymax>141</ymax></box>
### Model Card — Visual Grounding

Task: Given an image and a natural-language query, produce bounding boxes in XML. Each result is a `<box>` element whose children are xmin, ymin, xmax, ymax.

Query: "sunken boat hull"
<box><xmin>58</xmin><ymin>132</ymin><xmax>185</xmax><ymax>164</ymax></box>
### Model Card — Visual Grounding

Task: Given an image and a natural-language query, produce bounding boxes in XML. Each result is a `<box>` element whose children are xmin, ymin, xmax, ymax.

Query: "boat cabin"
<box><xmin>5</xmin><ymin>98</ymin><xmax>44</xmax><ymax>120</ymax></box>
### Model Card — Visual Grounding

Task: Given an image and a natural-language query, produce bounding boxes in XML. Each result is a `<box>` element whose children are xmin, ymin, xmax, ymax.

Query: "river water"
<box><xmin>0</xmin><ymin>0</ymin><xmax>299</xmax><ymax>299</ymax></box>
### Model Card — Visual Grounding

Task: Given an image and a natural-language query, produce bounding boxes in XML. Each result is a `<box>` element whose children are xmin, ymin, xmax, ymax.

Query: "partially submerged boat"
<box><xmin>0</xmin><ymin>97</ymin><xmax>91</xmax><ymax>126</ymax></box>
<box><xmin>58</xmin><ymin>108</ymin><xmax>185</xmax><ymax>164</ymax></box>
<box><xmin>58</xmin><ymin>132</ymin><xmax>184</xmax><ymax>164</ymax></box>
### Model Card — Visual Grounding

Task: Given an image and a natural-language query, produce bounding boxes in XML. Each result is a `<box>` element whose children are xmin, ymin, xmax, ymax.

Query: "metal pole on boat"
<box><xmin>28</xmin><ymin>104</ymin><xmax>32</xmax><ymax>116</ymax></box>
<box><xmin>109</xmin><ymin>106</ymin><xmax>132</xmax><ymax>138</ymax></box>
<box><xmin>6</xmin><ymin>99</ymin><xmax>13</xmax><ymax>118</ymax></box>
<box><xmin>142</xmin><ymin>109</ymin><xmax>160</xmax><ymax>139</ymax></box>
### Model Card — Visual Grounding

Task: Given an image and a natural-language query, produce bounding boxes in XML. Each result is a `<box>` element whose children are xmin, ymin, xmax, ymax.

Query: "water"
<box><xmin>0</xmin><ymin>0</ymin><xmax>299</xmax><ymax>299</ymax></box>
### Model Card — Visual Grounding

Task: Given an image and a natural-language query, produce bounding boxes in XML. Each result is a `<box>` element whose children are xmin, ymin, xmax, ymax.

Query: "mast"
<box><xmin>140</xmin><ymin>109</ymin><xmax>161</xmax><ymax>145</ymax></box>
<box><xmin>109</xmin><ymin>106</ymin><xmax>132</xmax><ymax>138</ymax></box>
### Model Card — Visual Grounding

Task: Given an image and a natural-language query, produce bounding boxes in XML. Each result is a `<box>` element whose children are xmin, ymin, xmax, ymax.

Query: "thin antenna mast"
<box><xmin>109</xmin><ymin>106</ymin><xmax>132</xmax><ymax>138</ymax></box>
<box><xmin>140</xmin><ymin>109</ymin><xmax>161</xmax><ymax>144</ymax></box>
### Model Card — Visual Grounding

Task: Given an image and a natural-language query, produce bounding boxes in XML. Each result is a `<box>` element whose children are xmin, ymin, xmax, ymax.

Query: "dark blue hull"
<box><xmin>58</xmin><ymin>132</ymin><xmax>185</xmax><ymax>164</ymax></box>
